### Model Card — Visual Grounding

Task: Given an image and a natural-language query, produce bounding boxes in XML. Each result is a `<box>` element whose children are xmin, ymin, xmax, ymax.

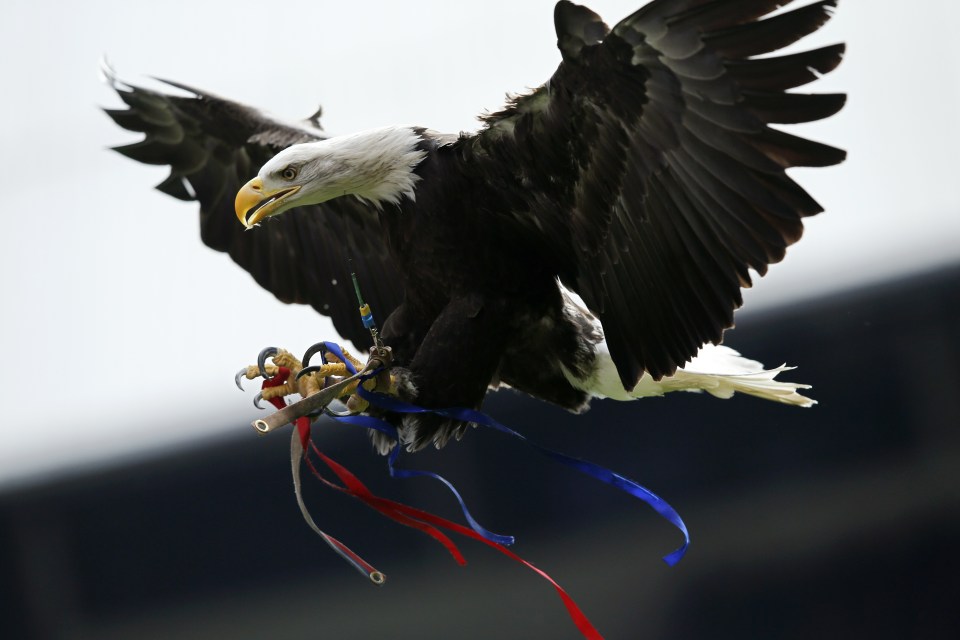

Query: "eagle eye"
<box><xmin>280</xmin><ymin>166</ymin><xmax>298</xmax><ymax>181</ymax></box>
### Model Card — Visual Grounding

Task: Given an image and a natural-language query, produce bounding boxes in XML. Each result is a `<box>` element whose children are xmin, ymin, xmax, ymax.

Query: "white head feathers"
<box><xmin>259</xmin><ymin>126</ymin><xmax>427</xmax><ymax>209</ymax></box>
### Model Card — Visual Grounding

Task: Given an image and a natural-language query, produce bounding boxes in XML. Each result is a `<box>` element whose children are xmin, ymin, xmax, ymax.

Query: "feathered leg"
<box><xmin>382</xmin><ymin>293</ymin><xmax>511</xmax><ymax>452</ymax></box>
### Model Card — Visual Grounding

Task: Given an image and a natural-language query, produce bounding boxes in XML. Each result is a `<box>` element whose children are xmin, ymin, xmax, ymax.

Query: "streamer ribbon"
<box><xmin>322</xmin><ymin>341</ymin><xmax>690</xmax><ymax>566</ymax></box>
<box><xmin>262</xmin><ymin>370</ymin><xmax>604</xmax><ymax>639</ymax></box>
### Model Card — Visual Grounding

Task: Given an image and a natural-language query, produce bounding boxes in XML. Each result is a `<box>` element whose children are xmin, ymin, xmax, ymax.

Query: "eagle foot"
<box><xmin>239</xmin><ymin>343</ymin><xmax>404</xmax><ymax>451</ymax></box>
<box><xmin>235</xmin><ymin>348</ymin><xmax>327</xmax><ymax>408</ymax></box>
<box><xmin>235</xmin><ymin>343</ymin><xmax>400</xmax><ymax>418</ymax></box>
<box><xmin>300</xmin><ymin>343</ymin><xmax>400</xmax><ymax>414</ymax></box>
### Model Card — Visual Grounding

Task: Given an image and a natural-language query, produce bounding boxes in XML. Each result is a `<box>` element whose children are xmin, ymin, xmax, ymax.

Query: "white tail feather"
<box><xmin>580</xmin><ymin>343</ymin><xmax>816</xmax><ymax>408</ymax></box>
<box><xmin>557</xmin><ymin>284</ymin><xmax>816</xmax><ymax>408</ymax></box>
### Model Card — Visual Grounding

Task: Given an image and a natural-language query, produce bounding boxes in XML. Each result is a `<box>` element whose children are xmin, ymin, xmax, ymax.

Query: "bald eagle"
<box><xmin>105</xmin><ymin>0</ymin><xmax>845</xmax><ymax>452</ymax></box>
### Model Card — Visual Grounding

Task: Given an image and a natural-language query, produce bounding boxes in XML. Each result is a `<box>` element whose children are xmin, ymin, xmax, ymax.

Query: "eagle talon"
<box><xmin>235</xmin><ymin>349</ymin><xmax>315</xmax><ymax>410</ymax></box>
<box><xmin>296</xmin><ymin>364</ymin><xmax>324</xmax><ymax>381</ymax></box>
<box><xmin>257</xmin><ymin>347</ymin><xmax>280</xmax><ymax>379</ymax></box>
<box><xmin>301</xmin><ymin>342</ymin><xmax>328</xmax><ymax>369</ymax></box>
<box><xmin>234</xmin><ymin>367</ymin><xmax>248</xmax><ymax>390</ymax></box>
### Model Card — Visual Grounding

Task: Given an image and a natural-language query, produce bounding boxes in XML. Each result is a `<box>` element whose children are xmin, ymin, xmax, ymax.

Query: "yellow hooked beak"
<box><xmin>235</xmin><ymin>177</ymin><xmax>301</xmax><ymax>229</ymax></box>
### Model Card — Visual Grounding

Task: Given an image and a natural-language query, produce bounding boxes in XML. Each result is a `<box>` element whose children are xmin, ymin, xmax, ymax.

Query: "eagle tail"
<box><xmin>661</xmin><ymin>345</ymin><xmax>816</xmax><ymax>407</ymax></box>
<box><xmin>586</xmin><ymin>343</ymin><xmax>816</xmax><ymax>407</ymax></box>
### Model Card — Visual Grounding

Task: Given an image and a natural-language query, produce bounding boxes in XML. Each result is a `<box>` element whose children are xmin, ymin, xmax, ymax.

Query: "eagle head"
<box><xmin>235</xmin><ymin>126</ymin><xmax>428</xmax><ymax>228</ymax></box>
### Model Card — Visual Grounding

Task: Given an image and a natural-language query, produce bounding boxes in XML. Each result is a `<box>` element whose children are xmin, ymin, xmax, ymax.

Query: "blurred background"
<box><xmin>1</xmin><ymin>1</ymin><xmax>958</xmax><ymax>638</ymax></box>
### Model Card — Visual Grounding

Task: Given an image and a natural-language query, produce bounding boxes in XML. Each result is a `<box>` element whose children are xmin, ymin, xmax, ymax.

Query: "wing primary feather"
<box><xmin>678</xmin><ymin>127</ymin><xmax>804</xmax><ymax>222</ymax></box>
<box><xmin>150</xmin><ymin>77</ymin><xmax>206</xmax><ymax>97</ymax></box>
<box><xmin>744</xmin><ymin>91</ymin><xmax>847</xmax><ymax>124</ymax></box>
<box><xmin>749</xmin><ymin>171</ymin><xmax>824</xmax><ymax>221</ymax></box>
<box><xmin>115</xmin><ymin>88</ymin><xmax>178</xmax><ymax>127</ymax></box>
<box><xmin>667</xmin><ymin>149</ymin><xmax>776</xmax><ymax>270</ymax></box>
<box><xmin>704</xmin><ymin>0</ymin><xmax>839</xmax><ymax>59</ymax></box>
<box><xmin>621</xmin><ymin>0</ymin><xmax>797</xmax><ymax>40</ymax></box>
<box><xmin>112</xmin><ymin>139</ymin><xmax>202</xmax><ymax>171</ymax></box>
<box><xmin>725</xmin><ymin>43</ymin><xmax>846</xmax><ymax>91</ymax></box>
<box><xmin>103</xmin><ymin>107</ymin><xmax>153</xmax><ymax>133</ymax></box>
<box><xmin>667</xmin><ymin>0</ymin><xmax>800</xmax><ymax>35</ymax></box>
<box><xmin>682</xmin><ymin>110</ymin><xmax>783</xmax><ymax>173</ymax></box>
<box><xmin>684</xmin><ymin>92</ymin><xmax>764</xmax><ymax>134</ymax></box>
<box><xmin>751</xmin><ymin>127</ymin><xmax>847</xmax><ymax>168</ymax></box>
<box><xmin>155</xmin><ymin>172</ymin><xmax>195</xmax><ymax>201</ymax></box>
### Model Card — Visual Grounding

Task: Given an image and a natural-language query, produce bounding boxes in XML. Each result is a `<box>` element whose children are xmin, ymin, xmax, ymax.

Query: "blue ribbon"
<box><xmin>322</xmin><ymin>343</ymin><xmax>514</xmax><ymax>546</ymax></box>
<box><xmin>329</xmin><ymin>413</ymin><xmax>515</xmax><ymax>546</ymax></box>
<box><xmin>321</xmin><ymin>342</ymin><xmax>689</xmax><ymax>565</ymax></box>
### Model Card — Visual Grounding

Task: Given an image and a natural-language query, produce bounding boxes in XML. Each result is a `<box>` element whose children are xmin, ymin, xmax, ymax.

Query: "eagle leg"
<box><xmin>378</xmin><ymin>294</ymin><xmax>511</xmax><ymax>452</ymax></box>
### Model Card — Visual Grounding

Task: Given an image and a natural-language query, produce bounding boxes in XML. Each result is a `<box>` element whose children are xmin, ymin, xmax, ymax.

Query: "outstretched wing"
<box><xmin>465</xmin><ymin>0</ymin><xmax>846</xmax><ymax>386</ymax></box>
<box><xmin>103</xmin><ymin>68</ymin><xmax>403</xmax><ymax>349</ymax></box>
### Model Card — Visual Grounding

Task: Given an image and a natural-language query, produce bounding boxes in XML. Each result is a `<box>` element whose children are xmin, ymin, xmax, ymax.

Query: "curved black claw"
<box><xmin>301</xmin><ymin>342</ymin><xmax>329</xmax><ymax>369</ymax></box>
<box><xmin>235</xmin><ymin>368</ymin><xmax>249</xmax><ymax>391</ymax></box>
<box><xmin>257</xmin><ymin>347</ymin><xmax>279</xmax><ymax>379</ymax></box>
<box><xmin>295</xmin><ymin>364</ymin><xmax>325</xmax><ymax>381</ymax></box>
<box><xmin>254</xmin><ymin>392</ymin><xmax>265</xmax><ymax>410</ymax></box>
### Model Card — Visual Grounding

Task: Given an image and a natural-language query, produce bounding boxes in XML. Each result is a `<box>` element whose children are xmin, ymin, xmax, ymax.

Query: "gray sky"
<box><xmin>2</xmin><ymin>0</ymin><xmax>959</xmax><ymax>487</ymax></box>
